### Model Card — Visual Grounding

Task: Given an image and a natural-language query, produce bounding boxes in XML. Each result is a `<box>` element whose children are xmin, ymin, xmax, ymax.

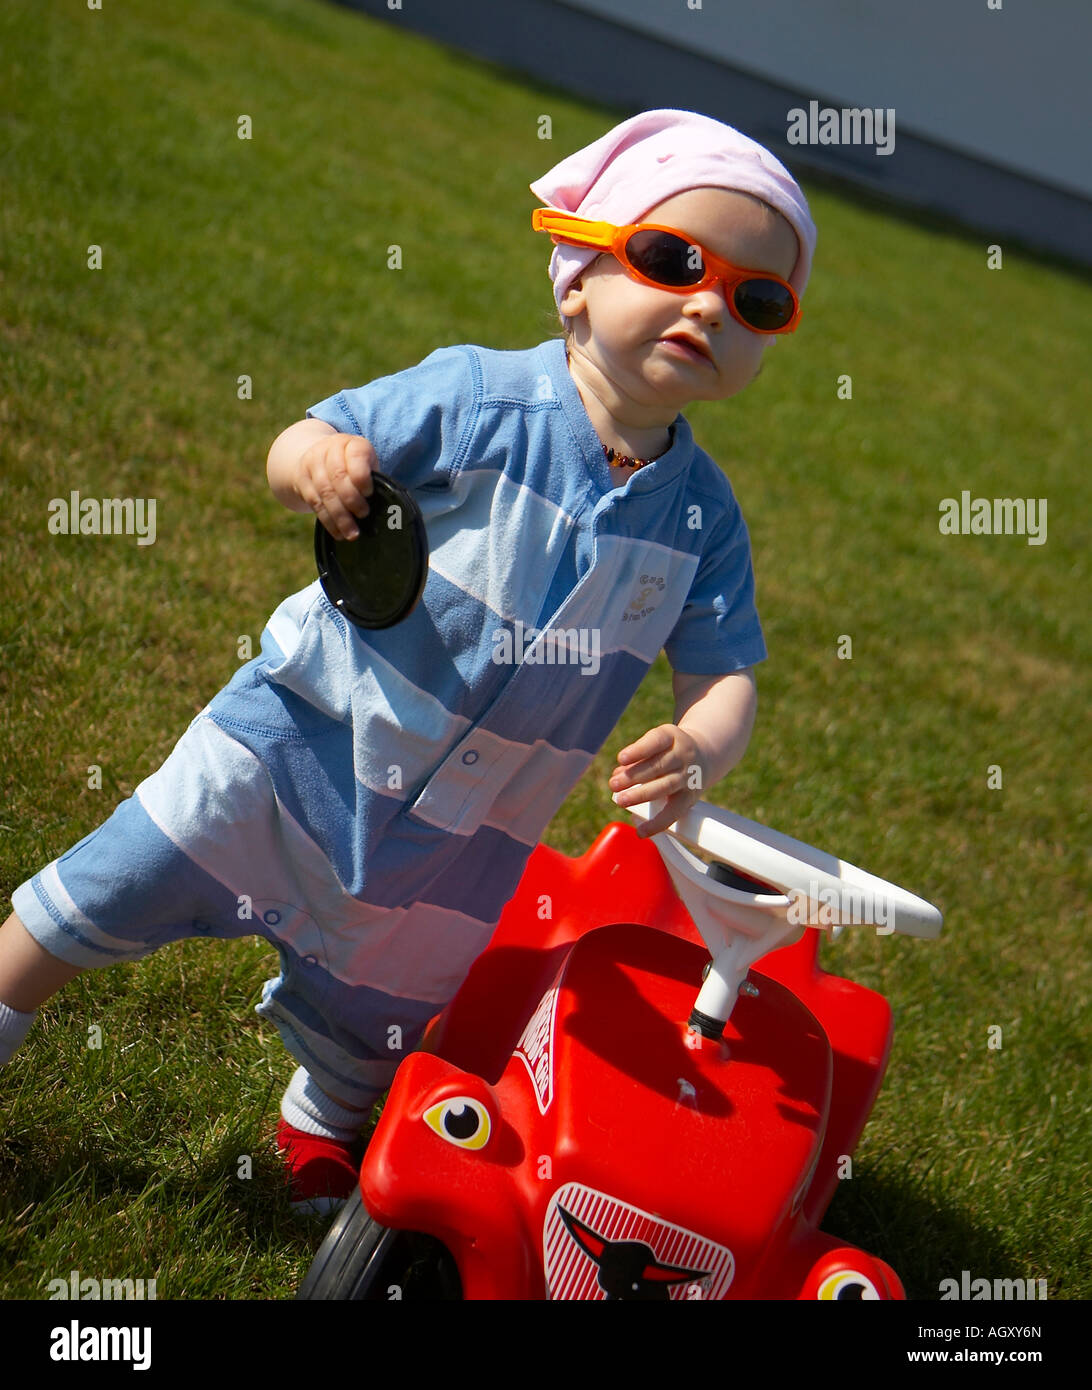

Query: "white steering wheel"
<box><xmin>626</xmin><ymin>799</ymin><xmax>942</xmax><ymax>1036</ymax></box>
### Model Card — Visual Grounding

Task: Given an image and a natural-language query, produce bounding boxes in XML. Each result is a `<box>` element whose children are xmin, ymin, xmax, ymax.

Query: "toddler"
<box><xmin>0</xmin><ymin>110</ymin><xmax>816</xmax><ymax>1214</ymax></box>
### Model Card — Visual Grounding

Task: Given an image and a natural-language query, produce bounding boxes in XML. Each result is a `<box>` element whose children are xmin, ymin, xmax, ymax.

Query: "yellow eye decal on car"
<box><xmin>818</xmin><ymin>1270</ymin><xmax>880</xmax><ymax>1300</ymax></box>
<box><xmin>423</xmin><ymin>1096</ymin><xmax>492</xmax><ymax>1150</ymax></box>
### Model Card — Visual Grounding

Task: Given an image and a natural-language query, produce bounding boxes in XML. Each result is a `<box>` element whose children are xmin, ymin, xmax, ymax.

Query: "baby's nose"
<box><xmin>684</xmin><ymin>286</ymin><xmax>727</xmax><ymax>326</ymax></box>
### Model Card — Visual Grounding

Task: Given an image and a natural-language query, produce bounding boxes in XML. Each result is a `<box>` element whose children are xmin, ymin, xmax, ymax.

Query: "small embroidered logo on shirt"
<box><xmin>624</xmin><ymin>573</ymin><xmax>665</xmax><ymax>622</ymax></box>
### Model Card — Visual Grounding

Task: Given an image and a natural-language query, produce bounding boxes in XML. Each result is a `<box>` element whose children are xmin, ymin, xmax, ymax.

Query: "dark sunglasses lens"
<box><xmin>734</xmin><ymin>279</ymin><xmax>795</xmax><ymax>330</ymax></box>
<box><xmin>625</xmin><ymin>230</ymin><xmax>703</xmax><ymax>286</ymax></box>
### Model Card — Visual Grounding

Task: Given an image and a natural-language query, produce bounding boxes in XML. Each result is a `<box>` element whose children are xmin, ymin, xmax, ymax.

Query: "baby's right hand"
<box><xmin>295</xmin><ymin>433</ymin><xmax>378</xmax><ymax>541</ymax></box>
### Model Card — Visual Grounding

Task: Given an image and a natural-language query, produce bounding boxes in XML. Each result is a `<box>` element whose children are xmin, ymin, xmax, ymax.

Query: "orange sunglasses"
<box><xmin>532</xmin><ymin>207</ymin><xmax>801</xmax><ymax>335</ymax></box>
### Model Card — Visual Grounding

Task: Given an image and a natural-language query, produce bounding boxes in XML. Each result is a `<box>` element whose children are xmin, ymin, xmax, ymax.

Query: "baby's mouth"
<box><xmin>658</xmin><ymin>333</ymin><xmax>714</xmax><ymax>365</ymax></box>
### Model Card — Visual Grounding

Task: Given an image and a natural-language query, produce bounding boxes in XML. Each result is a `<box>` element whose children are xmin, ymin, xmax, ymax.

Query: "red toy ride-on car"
<box><xmin>298</xmin><ymin>798</ymin><xmax>942</xmax><ymax>1300</ymax></box>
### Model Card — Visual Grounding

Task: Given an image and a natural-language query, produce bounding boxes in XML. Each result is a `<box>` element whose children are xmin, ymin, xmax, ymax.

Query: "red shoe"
<box><xmin>276</xmin><ymin>1117</ymin><xmax>364</xmax><ymax>1217</ymax></box>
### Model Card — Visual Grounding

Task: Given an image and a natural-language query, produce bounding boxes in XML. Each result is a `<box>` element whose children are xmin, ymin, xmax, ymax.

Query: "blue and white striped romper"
<box><xmin>11</xmin><ymin>339</ymin><xmax>767</xmax><ymax>1107</ymax></box>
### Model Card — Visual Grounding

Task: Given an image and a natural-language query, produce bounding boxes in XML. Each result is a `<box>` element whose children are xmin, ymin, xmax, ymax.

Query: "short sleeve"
<box><xmin>305</xmin><ymin>345</ymin><xmax>481</xmax><ymax>492</ymax></box>
<box><xmin>662</xmin><ymin>488</ymin><xmax>767</xmax><ymax>675</ymax></box>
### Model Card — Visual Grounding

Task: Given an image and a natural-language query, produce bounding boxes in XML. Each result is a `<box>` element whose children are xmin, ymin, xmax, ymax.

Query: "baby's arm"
<box><xmin>609</xmin><ymin>668</ymin><xmax>757</xmax><ymax>838</ymax></box>
<box><xmin>266</xmin><ymin>418</ymin><xmax>378</xmax><ymax>540</ymax></box>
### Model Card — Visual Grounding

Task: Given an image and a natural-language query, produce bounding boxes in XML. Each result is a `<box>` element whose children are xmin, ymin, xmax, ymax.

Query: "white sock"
<box><xmin>0</xmin><ymin>1001</ymin><xmax>36</xmax><ymax>1067</ymax></box>
<box><xmin>280</xmin><ymin>1066</ymin><xmax>370</xmax><ymax>1141</ymax></box>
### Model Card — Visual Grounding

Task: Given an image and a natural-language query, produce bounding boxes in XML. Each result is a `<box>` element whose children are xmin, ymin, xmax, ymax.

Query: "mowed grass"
<box><xmin>0</xmin><ymin>0</ymin><xmax>1088</xmax><ymax>1301</ymax></box>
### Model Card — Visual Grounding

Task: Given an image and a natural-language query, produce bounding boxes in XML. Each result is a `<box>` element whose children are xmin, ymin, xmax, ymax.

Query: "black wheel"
<box><xmin>296</xmin><ymin>1186</ymin><xmax>462</xmax><ymax>1300</ymax></box>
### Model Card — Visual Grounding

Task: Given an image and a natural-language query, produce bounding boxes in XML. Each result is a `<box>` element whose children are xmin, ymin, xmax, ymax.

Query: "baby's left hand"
<box><xmin>609</xmin><ymin>725</ymin><xmax>706</xmax><ymax>838</ymax></box>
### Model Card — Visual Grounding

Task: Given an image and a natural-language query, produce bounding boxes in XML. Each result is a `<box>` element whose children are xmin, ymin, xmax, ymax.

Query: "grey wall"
<box><xmin>333</xmin><ymin>0</ymin><xmax>1091</xmax><ymax>269</ymax></box>
<box><xmin>567</xmin><ymin>0</ymin><xmax>1089</xmax><ymax>198</ymax></box>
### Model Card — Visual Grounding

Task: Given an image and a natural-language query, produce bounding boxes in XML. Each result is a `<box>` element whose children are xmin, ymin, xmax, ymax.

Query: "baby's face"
<box><xmin>561</xmin><ymin>187</ymin><xmax>800</xmax><ymax>422</ymax></box>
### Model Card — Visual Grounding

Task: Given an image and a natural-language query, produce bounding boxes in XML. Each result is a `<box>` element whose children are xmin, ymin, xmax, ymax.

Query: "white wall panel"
<box><xmin>563</xmin><ymin>0</ymin><xmax>1088</xmax><ymax>197</ymax></box>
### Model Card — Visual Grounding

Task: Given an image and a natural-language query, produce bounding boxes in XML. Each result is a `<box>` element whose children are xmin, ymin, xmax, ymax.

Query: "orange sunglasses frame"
<box><xmin>532</xmin><ymin>207</ymin><xmax>801</xmax><ymax>335</ymax></box>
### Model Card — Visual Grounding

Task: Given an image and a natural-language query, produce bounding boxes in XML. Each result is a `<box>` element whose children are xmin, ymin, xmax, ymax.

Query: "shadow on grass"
<box><xmin>0</xmin><ymin>1124</ymin><xmax>334</xmax><ymax>1288</ymax></box>
<box><xmin>823</xmin><ymin>1163</ymin><xmax>1060</xmax><ymax>1301</ymax></box>
<box><xmin>794</xmin><ymin>165</ymin><xmax>1092</xmax><ymax>290</ymax></box>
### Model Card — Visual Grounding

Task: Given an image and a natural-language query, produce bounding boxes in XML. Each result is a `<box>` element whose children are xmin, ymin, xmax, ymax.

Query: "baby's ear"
<box><xmin>559</xmin><ymin>275</ymin><xmax>588</xmax><ymax>321</ymax></box>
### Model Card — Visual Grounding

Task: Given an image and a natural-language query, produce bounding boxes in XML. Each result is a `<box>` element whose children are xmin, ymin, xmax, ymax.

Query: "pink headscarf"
<box><xmin>529</xmin><ymin>108</ymin><xmax>817</xmax><ymax>310</ymax></box>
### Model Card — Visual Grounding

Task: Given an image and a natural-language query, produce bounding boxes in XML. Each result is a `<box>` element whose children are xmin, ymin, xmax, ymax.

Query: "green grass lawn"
<box><xmin>1</xmin><ymin>0</ymin><xmax>1088</xmax><ymax>1301</ymax></box>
